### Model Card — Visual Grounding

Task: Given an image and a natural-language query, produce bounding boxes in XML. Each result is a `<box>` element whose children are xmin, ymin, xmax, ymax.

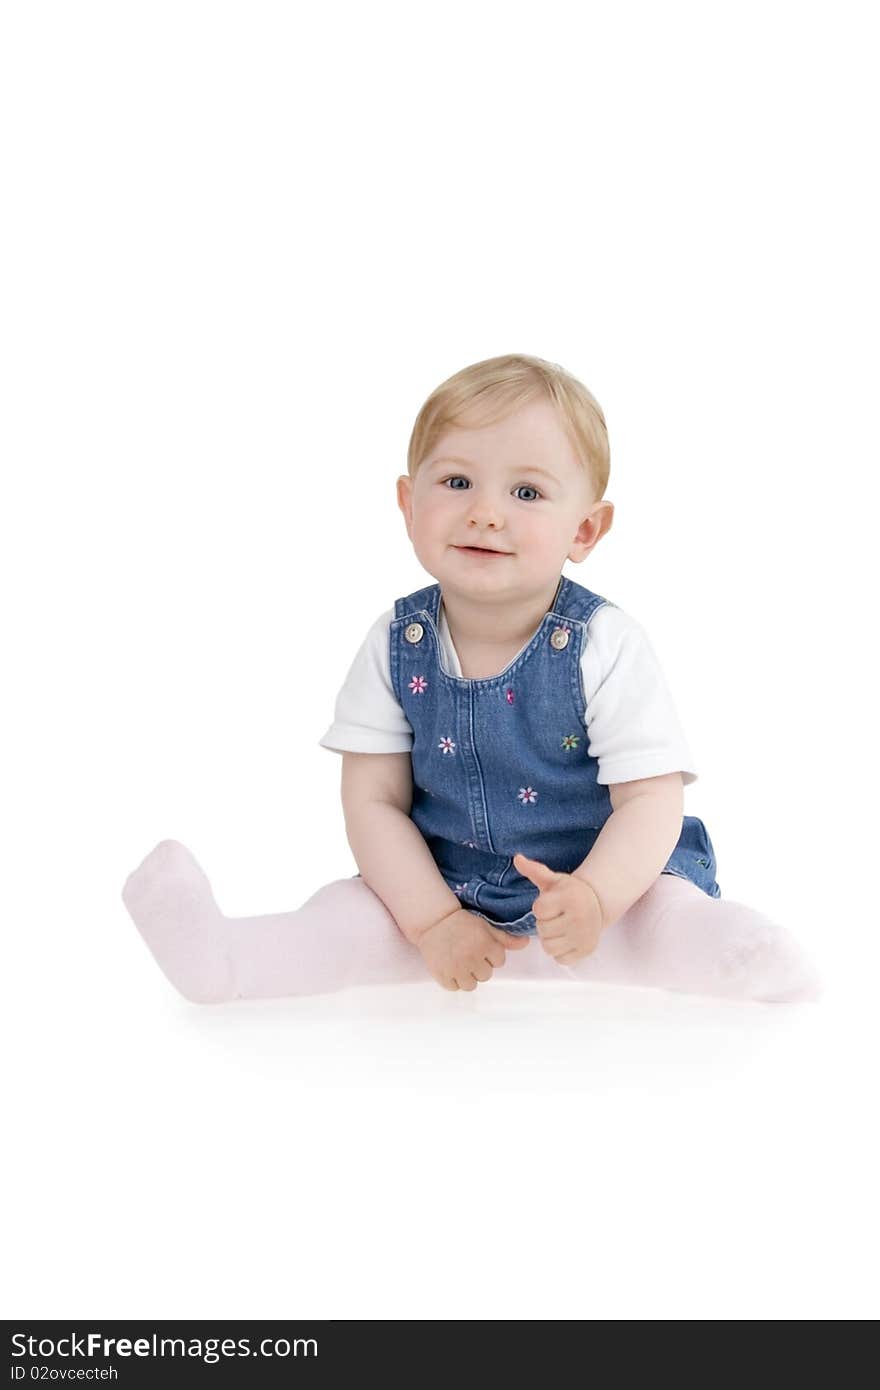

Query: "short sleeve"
<box><xmin>581</xmin><ymin>605</ymin><xmax>699</xmax><ymax>787</ymax></box>
<box><xmin>318</xmin><ymin>608</ymin><xmax>414</xmax><ymax>754</ymax></box>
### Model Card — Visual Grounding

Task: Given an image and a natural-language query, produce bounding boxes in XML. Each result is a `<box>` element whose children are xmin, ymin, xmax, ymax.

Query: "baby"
<box><xmin>122</xmin><ymin>354</ymin><xmax>822</xmax><ymax>1005</ymax></box>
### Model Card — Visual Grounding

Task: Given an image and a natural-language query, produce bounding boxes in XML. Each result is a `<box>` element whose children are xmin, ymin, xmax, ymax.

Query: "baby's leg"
<box><xmin>122</xmin><ymin>845</ymin><xmax>822</xmax><ymax>1005</ymax></box>
<box><xmin>557</xmin><ymin>873</ymin><xmax>823</xmax><ymax>1003</ymax></box>
<box><xmin>121</xmin><ymin>840</ymin><xmax>427</xmax><ymax>1003</ymax></box>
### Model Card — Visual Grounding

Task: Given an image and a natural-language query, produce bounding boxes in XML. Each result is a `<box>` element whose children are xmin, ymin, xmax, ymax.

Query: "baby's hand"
<box><xmin>514</xmin><ymin>853</ymin><xmax>605</xmax><ymax>966</ymax></box>
<box><xmin>416</xmin><ymin>907</ymin><xmax>530</xmax><ymax>992</ymax></box>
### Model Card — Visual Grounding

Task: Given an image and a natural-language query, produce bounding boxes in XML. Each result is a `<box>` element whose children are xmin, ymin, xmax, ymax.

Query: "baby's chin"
<box><xmin>432</xmin><ymin>554</ymin><xmax>517</xmax><ymax>585</ymax></box>
<box><xmin>432</xmin><ymin>557</ymin><xmax>561</xmax><ymax>600</ymax></box>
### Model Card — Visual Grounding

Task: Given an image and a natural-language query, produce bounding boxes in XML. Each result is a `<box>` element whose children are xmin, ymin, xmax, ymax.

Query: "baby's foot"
<box><xmin>121</xmin><ymin>839</ymin><xmax>235</xmax><ymax>1003</ymax></box>
<box><xmin>717</xmin><ymin>917</ymin><xmax>824</xmax><ymax>1004</ymax></box>
<box><xmin>627</xmin><ymin>878</ymin><xmax>824</xmax><ymax>1004</ymax></box>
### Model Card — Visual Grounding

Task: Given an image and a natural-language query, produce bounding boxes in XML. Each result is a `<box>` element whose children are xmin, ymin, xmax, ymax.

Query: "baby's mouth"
<box><xmin>454</xmin><ymin>545</ymin><xmax>512</xmax><ymax>557</ymax></box>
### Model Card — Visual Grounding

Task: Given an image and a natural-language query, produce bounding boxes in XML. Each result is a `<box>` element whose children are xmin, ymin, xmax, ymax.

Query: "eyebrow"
<box><xmin>428</xmin><ymin>455</ymin><xmax>561</xmax><ymax>484</ymax></box>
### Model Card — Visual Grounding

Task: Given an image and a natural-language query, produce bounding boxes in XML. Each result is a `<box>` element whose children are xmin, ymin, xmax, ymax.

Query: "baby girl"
<box><xmin>122</xmin><ymin>354</ymin><xmax>822</xmax><ymax>1004</ymax></box>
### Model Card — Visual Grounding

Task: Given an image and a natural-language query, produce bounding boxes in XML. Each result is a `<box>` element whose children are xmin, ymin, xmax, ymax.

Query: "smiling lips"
<box><xmin>455</xmin><ymin>545</ymin><xmax>511</xmax><ymax>557</ymax></box>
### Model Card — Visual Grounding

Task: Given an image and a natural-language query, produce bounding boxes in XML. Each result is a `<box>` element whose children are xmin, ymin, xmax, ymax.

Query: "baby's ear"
<box><xmin>396</xmin><ymin>475</ymin><xmax>414</xmax><ymax>532</ymax></box>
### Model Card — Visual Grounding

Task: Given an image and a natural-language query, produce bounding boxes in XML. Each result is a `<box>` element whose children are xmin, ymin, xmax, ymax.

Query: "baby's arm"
<box><xmin>341</xmin><ymin>753</ymin><xmax>529</xmax><ymax>990</ymax></box>
<box><xmin>572</xmin><ymin>772</ymin><xmax>685</xmax><ymax>929</ymax></box>
<box><xmin>341</xmin><ymin>751</ymin><xmax>461</xmax><ymax>943</ymax></box>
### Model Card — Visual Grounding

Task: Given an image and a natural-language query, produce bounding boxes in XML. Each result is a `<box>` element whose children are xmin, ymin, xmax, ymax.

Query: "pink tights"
<box><xmin>121</xmin><ymin>840</ymin><xmax>822</xmax><ymax>1006</ymax></box>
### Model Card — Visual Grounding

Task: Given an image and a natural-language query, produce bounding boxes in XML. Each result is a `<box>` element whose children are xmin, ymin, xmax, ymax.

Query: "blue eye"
<box><xmin>442</xmin><ymin>476</ymin><xmax>543</xmax><ymax>501</ymax></box>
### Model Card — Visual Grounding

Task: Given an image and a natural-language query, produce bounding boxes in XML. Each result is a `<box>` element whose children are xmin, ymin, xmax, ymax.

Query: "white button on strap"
<box><xmin>404</xmin><ymin>622</ymin><xmax>424</xmax><ymax>644</ymax></box>
<box><xmin>550</xmin><ymin>627</ymin><xmax>570</xmax><ymax>650</ymax></box>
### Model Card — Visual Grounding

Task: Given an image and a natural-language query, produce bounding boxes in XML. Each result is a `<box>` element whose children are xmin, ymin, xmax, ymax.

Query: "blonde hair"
<box><xmin>406</xmin><ymin>353</ymin><xmax>610</xmax><ymax>500</ymax></box>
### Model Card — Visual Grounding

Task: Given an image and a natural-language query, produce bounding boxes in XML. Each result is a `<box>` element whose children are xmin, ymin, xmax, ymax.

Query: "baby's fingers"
<box><xmin>468</xmin><ymin>959</ymin><xmax>494</xmax><ymax>984</ymax></box>
<box><xmin>556</xmin><ymin>949</ymin><xmax>585</xmax><ymax>966</ymax></box>
<box><xmin>540</xmin><ymin>933</ymin><xmax>573</xmax><ymax>959</ymax></box>
<box><xmin>535</xmin><ymin>915</ymin><xmax>568</xmax><ymax>943</ymax></box>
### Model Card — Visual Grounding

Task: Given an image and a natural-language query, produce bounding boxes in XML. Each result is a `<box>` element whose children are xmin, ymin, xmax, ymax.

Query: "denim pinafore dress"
<box><xmin>388</xmin><ymin>574</ymin><xmax>721</xmax><ymax>936</ymax></box>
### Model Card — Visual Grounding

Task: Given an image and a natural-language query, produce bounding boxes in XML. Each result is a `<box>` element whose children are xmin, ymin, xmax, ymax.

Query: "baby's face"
<box><xmin>397</xmin><ymin>398</ymin><xmax>612</xmax><ymax>603</ymax></box>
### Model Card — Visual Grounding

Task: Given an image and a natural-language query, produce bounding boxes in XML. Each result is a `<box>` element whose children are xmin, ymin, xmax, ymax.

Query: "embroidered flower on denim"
<box><xmin>517</xmin><ymin>786</ymin><xmax>538</xmax><ymax>805</ymax></box>
<box><xmin>461</xmin><ymin>839</ymin><xmax>478</xmax><ymax>849</ymax></box>
<box><xmin>408</xmin><ymin>674</ymin><xmax>428</xmax><ymax>694</ymax></box>
<box><xmin>505</xmin><ymin>688</ymin><xmax>515</xmax><ymax>705</ymax></box>
<box><xmin>561</xmin><ymin>734</ymin><xmax>580</xmax><ymax>750</ymax></box>
<box><xmin>438</xmin><ymin>736</ymin><xmax>456</xmax><ymax>754</ymax></box>
<box><xmin>453</xmin><ymin>882</ymin><xmax>468</xmax><ymax>894</ymax></box>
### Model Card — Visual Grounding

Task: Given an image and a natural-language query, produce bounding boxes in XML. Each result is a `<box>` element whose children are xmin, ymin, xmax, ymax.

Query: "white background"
<box><xmin>3</xmin><ymin>0</ymin><xmax>878</xmax><ymax>1321</ymax></box>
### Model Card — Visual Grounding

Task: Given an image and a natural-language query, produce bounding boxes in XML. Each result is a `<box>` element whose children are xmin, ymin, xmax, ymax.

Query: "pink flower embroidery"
<box><xmin>518</xmin><ymin>786</ymin><xmax>538</xmax><ymax>805</ymax></box>
<box><xmin>505</xmin><ymin>688</ymin><xmax>515</xmax><ymax>704</ymax></box>
<box><xmin>438</xmin><ymin>736</ymin><xmax>456</xmax><ymax>754</ymax></box>
<box><xmin>561</xmin><ymin>734</ymin><xmax>580</xmax><ymax>750</ymax></box>
<box><xmin>408</xmin><ymin>674</ymin><xmax>428</xmax><ymax>694</ymax></box>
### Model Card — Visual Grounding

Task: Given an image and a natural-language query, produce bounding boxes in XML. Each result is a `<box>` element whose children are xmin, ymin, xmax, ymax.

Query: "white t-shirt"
<box><xmin>319</xmin><ymin>598</ymin><xmax>698</xmax><ymax>787</ymax></box>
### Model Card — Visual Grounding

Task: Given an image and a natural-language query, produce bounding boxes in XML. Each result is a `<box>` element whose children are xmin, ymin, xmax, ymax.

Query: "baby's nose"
<box><xmin>468</xmin><ymin>501</ymin><xmax>502</xmax><ymax>526</ymax></box>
